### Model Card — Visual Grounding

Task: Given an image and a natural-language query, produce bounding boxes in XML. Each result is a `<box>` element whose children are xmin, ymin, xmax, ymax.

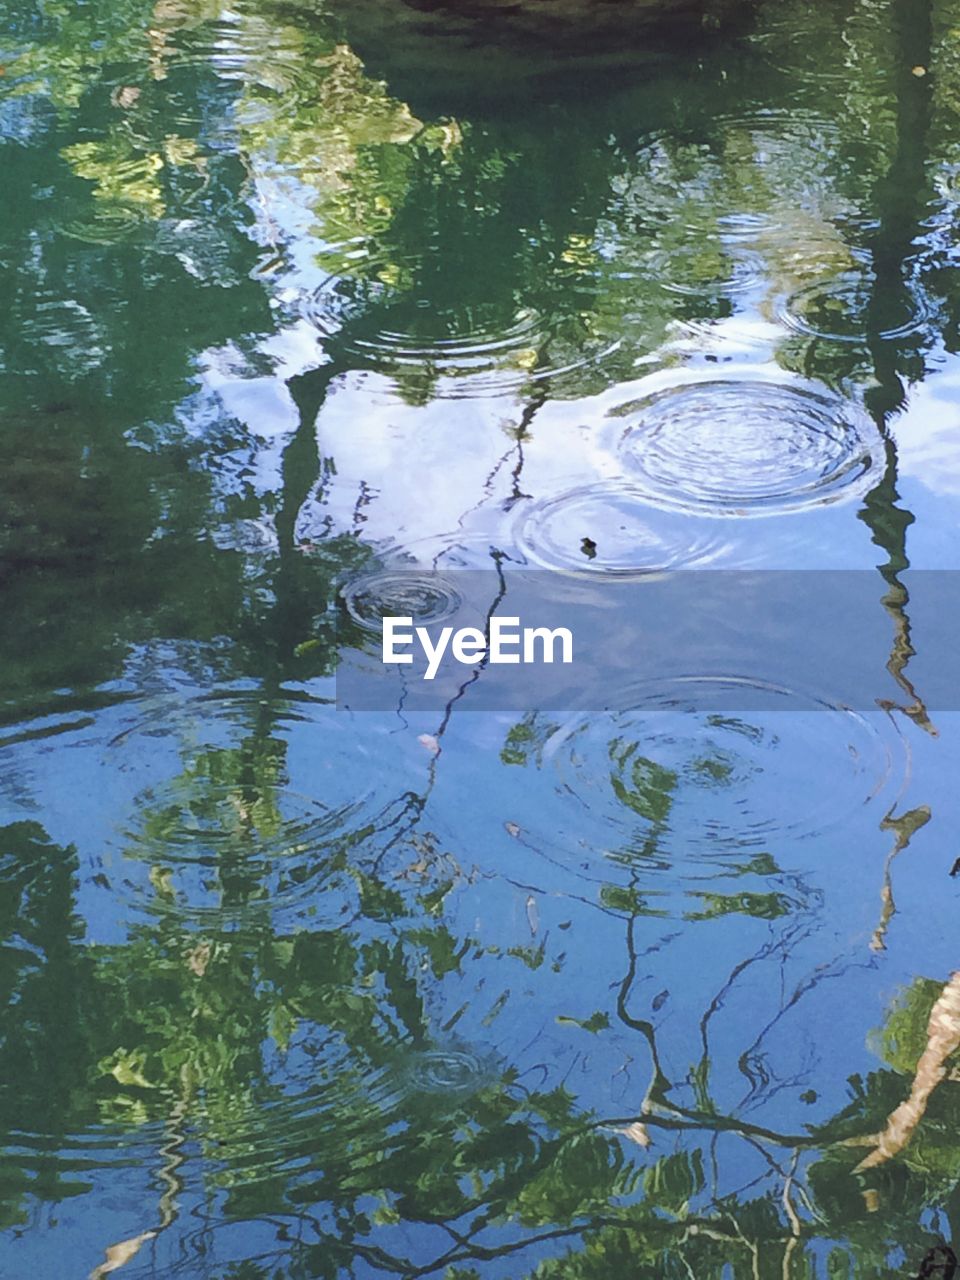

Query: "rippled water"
<box><xmin>341</xmin><ymin>568</ymin><xmax>465</xmax><ymax>629</ymax></box>
<box><xmin>514</xmin><ymin>481</ymin><xmax>726</xmax><ymax>573</ymax></box>
<box><xmin>3</xmin><ymin>0</ymin><xmax>960</xmax><ymax>1275</ymax></box>
<box><xmin>529</xmin><ymin>676</ymin><xmax>902</xmax><ymax>853</ymax></box>
<box><xmin>302</xmin><ymin>247</ymin><xmax>622</xmax><ymax>398</ymax></box>
<box><xmin>607</xmin><ymin>369</ymin><xmax>886</xmax><ymax>516</ymax></box>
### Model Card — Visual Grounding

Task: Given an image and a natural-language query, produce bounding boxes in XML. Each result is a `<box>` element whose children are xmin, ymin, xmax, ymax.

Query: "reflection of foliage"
<box><xmin>239</xmin><ymin>40</ymin><xmax>426</xmax><ymax>244</ymax></box>
<box><xmin>684</xmin><ymin>889</ymin><xmax>791</xmax><ymax>921</ymax></box>
<box><xmin>5</xmin><ymin>782</ymin><xmax>960</xmax><ymax>1280</ymax></box>
<box><xmin>63</xmin><ymin>137</ymin><xmax>164</xmax><ymax>215</ymax></box>
<box><xmin>874</xmin><ymin>976</ymin><xmax>956</xmax><ymax>1077</ymax></box>
<box><xmin>5</xmin><ymin>0</ymin><xmax>960</xmax><ymax>1274</ymax></box>
<box><xmin>500</xmin><ymin>713</ymin><xmax>556</xmax><ymax>767</ymax></box>
<box><xmin>608</xmin><ymin>744</ymin><xmax>676</xmax><ymax>824</ymax></box>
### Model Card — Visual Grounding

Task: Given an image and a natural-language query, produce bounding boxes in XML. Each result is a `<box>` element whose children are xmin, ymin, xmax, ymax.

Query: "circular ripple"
<box><xmin>55</xmin><ymin>204</ymin><xmax>146</xmax><ymax>246</ymax></box>
<box><xmin>607</xmin><ymin>372</ymin><xmax>885</xmax><ymax>517</ymax></box>
<box><xmin>100</xmin><ymin>689</ymin><xmax>431</xmax><ymax>923</ymax></box>
<box><xmin>20</xmin><ymin>298</ymin><xmax>107</xmax><ymax>373</ymax></box>
<box><xmin>515</xmin><ymin>482</ymin><xmax>724</xmax><ymax>576</ymax></box>
<box><xmin>649</xmin><ymin>243</ymin><xmax>765</xmax><ymax>298</ymax></box>
<box><xmin>747</xmin><ymin>10</ymin><xmax>894</xmax><ymax>88</ymax></box>
<box><xmin>341</xmin><ymin>570</ymin><xmax>463</xmax><ymax>633</ymax></box>
<box><xmin>302</xmin><ymin>254</ymin><xmax>620</xmax><ymax>398</ymax></box>
<box><xmin>1</xmin><ymin>1123</ymin><xmax>165</xmax><ymax>1206</ymax></box>
<box><xmin>204</xmin><ymin>1035</ymin><xmax>494</xmax><ymax>1199</ymax></box>
<box><xmin>533</xmin><ymin>676</ymin><xmax>901</xmax><ymax>862</ymax></box>
<box><xmin>624</xmin><ymin>114</ymin><xmax>838</xmax><ymax>231</ymax></box>
<box><xmin>781</xmin><ymin>272</ymin><xmax>928</xmax><ymax>343</ymax></box>
<box><xmin>109</xmin><ymin>18</ymin><xmax>326</xmax><ymax>127</ymax></box>
<box><xmin>406</xmin><ymin>1048</ymin><xmax>486</xmax><ymax>1093</ymax></box>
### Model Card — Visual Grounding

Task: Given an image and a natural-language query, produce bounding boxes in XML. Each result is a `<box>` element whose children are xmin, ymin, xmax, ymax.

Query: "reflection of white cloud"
<box><xmin>894</xmin><ymin>360</ymin><xmax>960</xmax><ymax>497</ymax></box>
<box><xmin>300</xmin><ymin>377</ymin><xmax>517</xmax><ymax>553</ymax></box>
<box><xmin>201</xmin><ymin>341</ymin><xmax>300</xmax><ymax>440</ymax></box>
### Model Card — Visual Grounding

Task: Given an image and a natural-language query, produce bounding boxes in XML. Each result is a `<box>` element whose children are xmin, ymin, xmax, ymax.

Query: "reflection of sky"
<box><xmin>8</xmin><ymin>8</ymin><xmax>960</xmax><ymax>1274</ymax></box>
<box><xmin>894</xmin><ymin>355</ymin><xmax>960</xmax><ymax>558</ymax></box>
<box><xmin>224</xmin><ymin>144</ymin><xmax>960</xmax><ymax>577</ymax></box>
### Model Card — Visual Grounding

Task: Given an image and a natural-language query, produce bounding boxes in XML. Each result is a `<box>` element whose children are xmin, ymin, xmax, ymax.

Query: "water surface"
<box><xmin>3</xmin><ymin>0</ymin><xmax>960</xmax><ymax>1275</ymax></box>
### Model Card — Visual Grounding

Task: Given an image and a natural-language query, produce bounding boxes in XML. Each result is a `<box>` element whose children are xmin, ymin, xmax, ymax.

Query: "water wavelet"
<box><xmin>203</xmin><ymin>1038</ymin><xmax>490</xmax><ymax>1197</ymax></box>
<box><xmin>1</xmin><ymin>1122</ymin><xmax>170</xmax><ymax>1207</ymax></box>
<box><xmin>116</xmin><ymin>15</ymin><xmax>326</xmax><ymax>128</ymax></box>
<box><xmin>514</xmin><ymin>481</ymin><xmax>725</xmax><ymax>575</ymax></box>
<box><xmin>97</xmin><ymin>690</ymin><xmax>430</xmax><ymax>925</ymax></box>
<box><xmin>605</xmin><ymin>369</ymin><xmax>885</xmax><ymax>517</ymax></box>
<box><xmin>746</xmin><ymin>2</ymin><xmax>895</xmax><ymax>89</ymax></box>
<box><xmin>496</xmin><ymin>678</ymin><xmax>903</xmax><ymax>895</ymax></box>
<box><xmin>55</xmin><ymin>204</ymin><xmax>147</xmax><ymax>246</ymax></box>
<box><xmin>19</xmin><ymin>298</ymin><xmax>107</xmax><ymax>374</ymax></box>
<box><xmin>648</xmin><ymin>242</ymin><xmax>766</xmax><ymax>298</ymax></box>
<box><xmin>341</xmin><ymin>570</ymin><xmax>463</xmax><ymax>633</ymax></box>
<box><xmin>147</xmin><ymin>218</ymin><xmax>246</xmax><ymax>287</ymax></box>
<box><xmin>301</xmin><ymin>251</ymin><xmax>620</xmax><ymax>399</ymax></box>
<box><xmin>780</xmin><ymin>272</ymin><xmax>929</xmax><ymax>344</ymax></box>
<box><xmin>203</xmin><ymin>1043</ymin><xmax>409</xmax><ymax>1192</ymax></box>
<box><xmin>404</xmin><ymin>1047</ymin><xmax>487</xmax><ymax>1094</ymax></box>
<box><xmin>622</xmin><ymin>110</ymin><xmax>878</xmax><ymax>260</ymax></box>
<box><xmin>609</xmin><ymin>111</ymin><xmax>880</xmax><ymax>355</ymax></box>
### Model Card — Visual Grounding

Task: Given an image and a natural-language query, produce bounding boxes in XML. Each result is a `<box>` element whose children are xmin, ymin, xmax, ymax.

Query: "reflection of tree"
<box><xmin>486</xmin><ymin>703</ymin><xmax>960</xmax><ymax>1278</ymax></box>
<box><xmin>854</xmin><ymin>0</ymin><xmax>938</xmax><ymax>740</ymax></box>
<box><xmin>0</xmin><ymin>824</ymin><xmax>95</xmax><ymax>1223</ymax></box>
<box><xmin>2</xmin><ymin>727</ymin><xmax>959</xmax><ymax>1274</ymax></box>
<box><xmin>6</xmin><ymin>0</ymin><xmax>960</xmax><ymax>1275</ymax></box>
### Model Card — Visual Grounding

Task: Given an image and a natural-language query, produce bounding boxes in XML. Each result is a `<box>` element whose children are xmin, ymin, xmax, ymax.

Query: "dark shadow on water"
<box><xmin>331</xmin><ymin>0</ymin><xmax>759</xmax><ymax>114</ymax></box>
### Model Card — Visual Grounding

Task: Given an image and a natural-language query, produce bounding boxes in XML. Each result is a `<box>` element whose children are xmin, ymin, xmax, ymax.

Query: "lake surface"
<box><xmin>3</xmin><ymin>0</ymin><xmax>960</xmax><ymax>1275</ymax></box>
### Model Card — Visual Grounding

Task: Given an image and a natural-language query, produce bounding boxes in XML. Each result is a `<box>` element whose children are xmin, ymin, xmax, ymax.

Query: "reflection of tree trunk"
<box><xmin>854</xmin><ymin>971</ymin><xmax>960</xmax><ymax>1172</ymax></box>
<box><xmin>864</xmin><ymin>0</ymin><xmax>932</xmax><ymax>420</ymax></box>
<box><xmin>868</xmin><ymin>803</ymin><xmax>931</xmax><ymax>951</ymax></box>
<box><xmin>859</xmin><ymin>0</ymin><xmax>935</xmax><ymax>735</ymax></box>
<box><xmin>271</xmin><ymin>365</ymin><xmax>340</xmax><ymax>678</ymax></box>
<box><xmin>859</xmin><ymin>454</ymin><xmax>936</xmax><ymax>734</ymax></box>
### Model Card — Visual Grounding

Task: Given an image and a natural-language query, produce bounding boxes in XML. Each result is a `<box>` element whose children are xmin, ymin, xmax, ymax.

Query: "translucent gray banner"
<box><xmin>332</xmin><ymin>569</ymin><xmax>960</xmax><ymax>715</ymax></box>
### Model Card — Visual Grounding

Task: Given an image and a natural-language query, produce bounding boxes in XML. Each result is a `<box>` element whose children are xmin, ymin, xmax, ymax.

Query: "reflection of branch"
<box><xmin>859</xmin><ymin>0</ymin><xmax>936</xmax><ymax>737</ymax></box>
<box><xmin>616</xmin><ymin>910</ymin><xmax>670</xmax><ymax>1102</ymax></box>
<box><xmin>875</xmin><ymin>574</ymin><xmax>938</xmax><ymax>737</ymax></box>
<box><xmin>407</xmin><ymin>1223</ymin><xmax>608</xmax><ymax>1279</ymax></box>
<box><xmin>854</xmin><ymin>970</ymin><xmax>960</xmax><ymax>1172</ymax></box>
<box><xmin>781</xmin><ymin>1151</ymin><xmax>802</xmax><ymax>1280</ymax></box>
<box><xmin>597</xmin><ymin>1106</ymin><xmax>818</xmax><ymax>1151</ymax></box>
<box><xmin>158</xmin><ymin>1097</ymin><xmax>187</xmax><ymax>1228</ymax></box>
<box><xmin>869</xmin><ymin>803</ymin><xmax>931</xmax><ymax>952</ymax></box>
<box><xmin>88</xmin><ymin>1098</ymin><xmax>186</xmax><ymax>1278</ymax></box>
<box><xmin>423</xmin><ymin>549</ymin><xmax>510</xmax><ymax>766</ymax></box>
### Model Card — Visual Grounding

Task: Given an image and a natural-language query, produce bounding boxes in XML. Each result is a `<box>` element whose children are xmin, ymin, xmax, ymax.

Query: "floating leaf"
<box><xmin>614</xmin><ymin>1122</ymin><xmax>651</xmax><ymax>1148</ymax></box>
<box><xmin>525</xmin><ymin>894</ymin><xmax>539</xmax><ymax>936</ymax></box>
<box><xmin>557</xmin><ymin>1011</ymin><xmax>609</xmax><ymax>1034</ymax></box>
<box><xmin>185</xmin><ymin>941</ymin><xmax>211</xmax><ymax>977</ymax></box>
<box><xmin>102</xmin><ymin>1049</ymin><xmax>156</xmax><ymax>1091</ymax></box>
<box><xmin>89</xmin><ymin>1230</ymin><xmax>157</xmax><ymax>1279</ymax></box>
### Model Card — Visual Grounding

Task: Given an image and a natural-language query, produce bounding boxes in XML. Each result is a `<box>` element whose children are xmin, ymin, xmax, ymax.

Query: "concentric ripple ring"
<box><xmin>341</xmin><ymin>570</ymin><xmax>464</xmax><ymax>633</ymax></box>
<box><xmin>533</xmin><ymin>675</ymin><xmax>902</xmax><ymax>861</ymax></box>
<box><xmin>780</xmin><ymin>272</ymin><xmax>928</xmax><ymax>343</ymax></box>
<box><xmin>514</xmin><ymin>481</ymin><xmax>724</xmax><ymax>575</ymax></box>
<box><xmin>606</xmin><ymin>371</ymin><xmax>885</xmax><ymax>517</ymax></box>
